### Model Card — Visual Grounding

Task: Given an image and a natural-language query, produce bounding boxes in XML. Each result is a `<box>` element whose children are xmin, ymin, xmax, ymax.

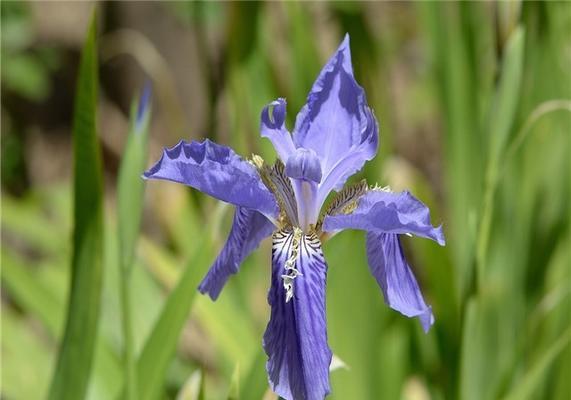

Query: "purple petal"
<box><xmin>315</xmin><ymin>108</ymin><xmax>378</xmax><ymax>209</ymax></box>
<box><xmin>261</xmin><ymin>98</ymin><xmax>296</xmax><ymax>162</ymax></box>
<box><xmin>290</xmin><ymin>178</ymin><xmax>319</xmax><ymax>232</ymax></box>
<box><xmin>323</xmin><ymin>190</ymin><xmax>445</xmax><ymax>245</ymax></box>
<box><xmin>198</xmin><ymin>207</ymin><xmax>274</xmax><ymax>300</ymax></box>
<box><xmin>293</xmin><ymin>34</ymin><xmax>379</xmax><ymax>202</ymax></box>
<box><xmin>366</xmin><ymin>232</ymin><xmax>434</xmax><ymax>332</ymax></box>
<box><xmin>285</xmin><ymin>148</ymin><xmax>322</xmax><ymax>183</ymax></box>
<box><xmin>144</xmin><ymin>139</ymin><xmax>278</xmax><ymax>219</ymax></box>
<box><xmin>264</xmin><ymin>229</ymin><xmax>332</xmax><ymax>400</ymax></box>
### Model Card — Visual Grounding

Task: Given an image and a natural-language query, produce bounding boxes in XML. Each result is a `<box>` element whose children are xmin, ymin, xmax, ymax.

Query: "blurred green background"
<box><xmin>1</xmin><ymin>1</ymin><xmax>570</xmax><ymax>400</ymax></box>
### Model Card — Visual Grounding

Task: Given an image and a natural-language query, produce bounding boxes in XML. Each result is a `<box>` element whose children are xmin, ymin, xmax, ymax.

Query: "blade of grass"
<box><xmin>134</xmin><ymin>233</ymin><xmax>214</xmax><ymax>400</ymax></box>
<box><xmin>1</xmin><ymin>308</ymin><xmax>54</xmax><ymax>399</ymax></box>
<box><xmin>192</xmin><ymin>292</ymin><xmax>257</xmax><ymax>369</ymax></box>
<box><xmin>476</xmin><ymin>27</ymin><xmax>525</xmax><ymax>286</ymax></box>
<box><xmin>1</xmin><ymin>248</ymin><xmax>63</xmax><ymax>335</ymax></box>
<box><xmin>501</xmin><ymin>326</ymin><xmax>571</xmax><ymax>400</ymax></box>
<box><xmin>1</xmin><ymin>233</ymin><xmax>122</xmax><ymax>399</ymax></box>
<box><xmin>227</xmin><ymin>364</ymin><xmax>240</xmax><ymax>400</ymax></box>
<box><xmin>47</xmin><ymin>11</ymin><xmax>104</xmax><ymax>400</ymax></box>
<box><xmin>417</xmin><ymin>1</ymin><xmax>483</xmax><ymax>301</ymax></box>
<box><xmin>325</xmin><ymin>231</ymin><xmax>384</xmax><ymax>399</ymax></box>
<box><xmin>117</xmin><ymin>86</ymin><xmax>152</xmax><ymax>400</ymax></box>
<box><xmin>1</xmin><ymin>194</ymin><xmax>67</xmax><ymax>254</ymax></box>
<box><xmin>239</xmin><ymin>348</ymin><xmax>269</xmax><ymax>400</ymax></box>
<box><xmin>176</xmin><ymin>370</ymin><xmax>205</xmax><ymax>400</ymax></box>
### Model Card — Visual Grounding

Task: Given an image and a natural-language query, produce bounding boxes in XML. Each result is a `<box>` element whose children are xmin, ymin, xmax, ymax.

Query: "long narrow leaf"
<box><xmin>1</xmin><ymin>248</ymin><xmax>63</xmax><ymax>335</ymax></box>
<box><xmin>47</xmin><ymin>11</ymin><xmax>104</xmax><ymax>400</ymax></box>
<box><xmin>117</xmin><ymin>86</ymin><xmax>152</xmax><ymax>400</ymax></box>
<box><xmin>476</xmin><ymin>27</ymin><xmax>525</xmax><ymax>281</ymax></box>
<box><xmin>417</xmin><ymin>1</ymin><xmax>484</xmax><ymax>300</ymax></box>
<box><xmin>501</xmin><ymin>327</ymin><xmax>571</xmax><ymax>400</ymax></box>
<box><xmin>118</xmin><ymin>86</ymin><xmax>152</xmax><ymax>272</ymax></box>
<box><xmin>1</xmin><ymin>229</ymin><xmax>122</xmax><ymax>400</ymax></box>
<box><xmin>239</xmin><ymin>348</ymin><xmax>269</xmax><ymax>400</ymax></box>
<box><xmin>176</xmin><ymin>370</ymin><xmax>206</xmax><ymax>400</ymax></box>
<box><xmin>135</xmin><ymin>234</ymin><xmax>214</xmax><ymax>400</ymax></box>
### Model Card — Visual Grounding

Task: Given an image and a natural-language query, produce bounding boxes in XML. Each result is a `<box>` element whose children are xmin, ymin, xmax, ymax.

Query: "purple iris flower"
<box><xmin>144</xmin><ymin>34</ymin><xmax>445</xmax><ymax>400</ymax></box>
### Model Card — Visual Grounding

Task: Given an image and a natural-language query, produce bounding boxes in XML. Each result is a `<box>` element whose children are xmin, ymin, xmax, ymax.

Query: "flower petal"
<box><xmin>315</xmin><ymin>107</ymin><xmax>378</xmax><ymax>209</ymax></box>
<box><xmin>261</xmin><ymin>98</ymin><xmax>296</xmax><ymax>162</ymax></box>
<box><xmin>366</xmin><ymin>232</ymin><xmax>434</xmax><ymax>332</ymax></box>
<box><xmin>264</xmin><ymin>229</ymin><xmax>332</xmax><ymax>400</ymax></box>
<box><xmin>285</xmin><ymin>148</ymin><xmax>322</xmax><ymax>183</ymax></box>
<box><xmin>144</xmin><ymin>139</ymin><xmax>279</xmax><ymax>219</ymax></box>
<box><xmin>285</xmin><ymin>148</ymin><xmax>322</xmax><ymax>229</ymax></box>
<box><xmin>293</xmin><ymin>34</ymin><xmax>379</xmax><ymax>200</ymax></box>
<box><xmin>198</xmin><ymin>207</ymin><xmax>274</xmax><ymax>300</ymax></box>
<box><xmin>323</xmin><ymin>190</ymin><xmax>445</xmax><ymax>245</ymax></box>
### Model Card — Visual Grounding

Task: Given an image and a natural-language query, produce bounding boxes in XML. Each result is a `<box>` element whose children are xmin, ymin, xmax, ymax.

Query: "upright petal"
<box><xmin>285</xmin><ymin>148</ymin><xmax>322</xmax><ymax>183</ymax></box>
<box><xmin>261</xmin><ymin>98</ymin><xmax>296</xmax><ymax>162</ymax></box>
<box><xmin>293</xmin><ymin>34</ymin><xmax>379</xmax><ymax>199</ymax></box>
<box><xmin>323</xmin><ymin>190</ymin><xmax>445</xmax><ymax>245</ymax></box>
<box><xmin>264</xmin><ymin>228</ymin><xmax>332</xmax><ymax>400</ymax></box>
<box><xmin>314</xmin><ymin>108</ymin><xmax>378</xmax><ymax>210</ymax></box>
<box><xmin>144</xmin><ymin>139</ymin><xmax>278</xmax><ymax>219</ymax></box>
<box><xmin>285</xmin><ymin>148</ymin><xmax>322</xmax><ymax>229</ymax></box>
<box><xmin>366</xmin><ymin>232</ymin><xmax>434</xmax><ymax>332</ymax></box>
<box><xmin>198</xmin><ymin>207</ymin><xmax>274</xmax><ymax>300</ymax></box>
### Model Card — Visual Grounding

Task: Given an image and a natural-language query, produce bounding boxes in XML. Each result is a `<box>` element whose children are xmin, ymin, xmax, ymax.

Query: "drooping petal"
<box><xmin>366</xmin><ymin>232</ymin><xmax>434</xmax><ymax>332</ymax></box>
<box><xmin>293</xmin><ymin>34</ymin><xmax>379</xmax><ymax>201</ymax></box>
<box><xmin>264</xmin><ymin>229</ymin><xmax>332</xmax><ymax>400</ymax></box>
<box><xmin>144</xmin><ymin>139</ymin><xmax>279</xmax><ymax>219</ymax></box>
<box><xmin>323</xmin><ymin>190</ymin><xmax>445</xmax><ymax>245</ymax></box>
<box><xmin>261</xmin><ymin>98</ymin><xmax>296</xmax><ymax>162</ymax></box>
<box><xmin>198</xmin><ymin>207</ymin><xmax>274</xmax><ymax>300</ymax></box>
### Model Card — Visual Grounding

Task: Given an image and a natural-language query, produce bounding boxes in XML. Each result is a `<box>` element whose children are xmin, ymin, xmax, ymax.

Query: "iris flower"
<box><xmin>144</xmin><ymin>35</ymin><xmax>445</xmax><ymax>400</ymax></box>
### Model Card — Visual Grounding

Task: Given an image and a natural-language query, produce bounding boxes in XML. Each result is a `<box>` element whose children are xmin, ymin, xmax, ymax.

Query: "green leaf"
<box><xmin>325</xmin><ymin>231</ymin><xmax>385</xmax><ymax>399</ymax></box>
<box><xmin>227</xmin><ymin>364</ymin><xmax>240</xmax><ymax>400</ymax></box>
<box><xmin>417</xmin><ymin>1</ymin><xmax>484</xmax><ymax>300</ymax></box>
<box><xmin>1</xmin><ymin>248</ymin><xmax>64</xmax><ymax>335</ymax></box>
<box><xmin>47</xmin><ymin>12</ymin><xmax>104</xmax><ymax>400</ymax></box>
<box><xmin>176</xmin><ymin>370</ymin><xmax>206</xmax><ymax>400</ymax></box>
<box><xmin>135</xmin><ymin>233</ymin><xmax>214</xmax><ymax>400</ymax></box>
<box><xmin>488</xmin><ymin>27</ymin><xmax>525</xmax><ymax>160</ymax></box>
<box><xmin>1</xmin><ymin>308</ymin><xmax>54</xmax><ymax>400</ymax></box>
<box><xmin>459</xmin><ymin>299</ymin><xmax>491</xmax><ymax>400</ymax></box>
<box><xmin>477</xmin><ymin>26</ymin><xmax>525</xmax><ymax>284</ymax></box>
<box><xmin>117</xmin><ymin>87</ymin><xmax>152</xmax><ymax>400</ymax></box>
<box><xmin>239</xmin><ymin>349</ymin><xmax>269</xmax><ymax>400</ymax></box>
<box><xmin>192</xmin><ymin>290</ymin><xmax>257</xmax><ymax>368</ymax></box>
<box><xmin>118</xmin><ymin>88</ymin><xmax>152</xmax><ymax>274</ymax></box>
<box><xmin>501</xmin><ymin>327</ymin><xmax>571</xmax><ymax>400</ymax></box>
<box><xmin>1</xmin><ymin>205</ymin><xmax>123</xmax><ymax>400</ymax></box>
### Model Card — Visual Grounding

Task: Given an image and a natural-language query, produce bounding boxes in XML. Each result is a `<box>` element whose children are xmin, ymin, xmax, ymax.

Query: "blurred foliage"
<box><xmin>1</xmin><ymin>1</ymin><xmax>59</xmax><ymax>100</ymax></box>
<box><xmin>1</xmin><ymin>2</ymin><xmax>570</xmax><ymax>400</ymax></box>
